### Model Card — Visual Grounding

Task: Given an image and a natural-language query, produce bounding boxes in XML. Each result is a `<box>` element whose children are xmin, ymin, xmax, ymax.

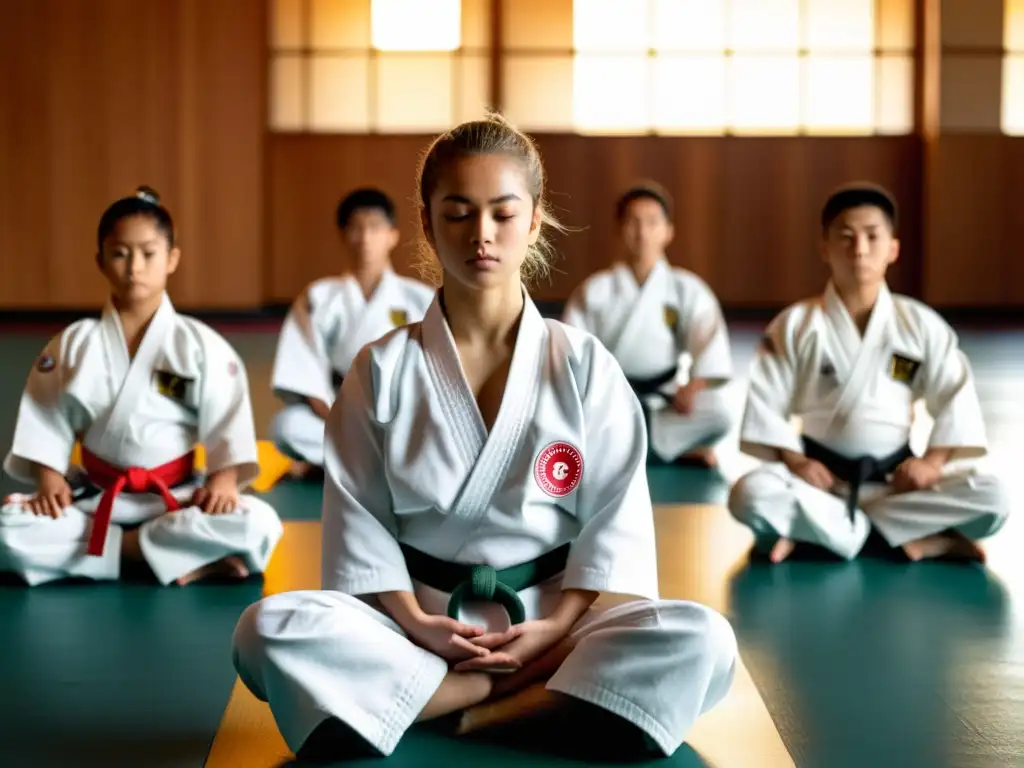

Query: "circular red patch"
<box><xmin>534</xmin><ymin>442</ymin><xmax>583</xmax><ymax>498</ymax></box>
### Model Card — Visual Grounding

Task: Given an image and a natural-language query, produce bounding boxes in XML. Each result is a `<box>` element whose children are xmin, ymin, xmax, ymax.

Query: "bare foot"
<box><xmin>287</xmin><ymin>461</ymin><xmax>313</xmax><ymax>479</ymax></box>
<box><xmin>770</xmin><ymin>537</ymin><xmax>797</xmax><ymax>563</ymax></box>
<box><xmin>681</xmin><ymin>448</ymin><xmax>718</xmax><ymax>468</ymax></box>
<box><xmin>456</xmin><ymin>684</ymin><xmax>564</xmax><ymax>735</ymax></box>
<box><xmin>176</xmin><ymin>555</ymin><xmax>251</xmax><ymax>586</ymax></box>
<box><xmin>902</xmin><ymin>533</ymin><xmax>986</xmax><ymax>563</ymax></box>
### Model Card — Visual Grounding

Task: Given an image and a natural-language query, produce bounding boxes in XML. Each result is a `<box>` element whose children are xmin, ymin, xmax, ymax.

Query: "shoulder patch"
<box><xmin>36</xmin><ymin>354</ymin><xmax>56</xmax><ymax>373</ymax></box>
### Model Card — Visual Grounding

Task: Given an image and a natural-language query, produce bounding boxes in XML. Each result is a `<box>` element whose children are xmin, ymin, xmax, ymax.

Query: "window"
<box><xmin>269</xmin><ymin>0</ymin><xmax>491</xmax><ymax>132</ymax></box>
<box><xmin>501</xmin><ymin>0</ymin><xmax>915</xmax><ymax>135</ymax></box>
<box><xmin>1004</xmin><ymin>0</ymin><xmax>1024</xmax><ymax>134</ymax></box>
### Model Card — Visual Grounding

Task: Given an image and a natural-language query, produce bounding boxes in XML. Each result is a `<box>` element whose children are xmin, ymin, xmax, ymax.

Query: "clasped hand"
<box><xmin>406</xmin><ymin>613</ymin><xmax>568</xmax><ymax>674</ymax></box>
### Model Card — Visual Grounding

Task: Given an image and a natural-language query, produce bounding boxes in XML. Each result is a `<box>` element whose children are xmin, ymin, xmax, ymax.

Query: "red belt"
<box><xmin>81</xmin><ymin>447</ymin><xmax>196</xmax><ymax>556</ymax></box>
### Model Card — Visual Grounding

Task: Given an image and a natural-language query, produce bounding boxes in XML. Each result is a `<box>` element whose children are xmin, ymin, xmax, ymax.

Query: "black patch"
<box><xmin>888</xmin><ymin>352</ymin><xmax>922</xmax><ymax>385</ymax></box>
<box><xmin>154</xmin><ymin>370</ymin><xmax>193</xmax><ymax>402</ymax></box>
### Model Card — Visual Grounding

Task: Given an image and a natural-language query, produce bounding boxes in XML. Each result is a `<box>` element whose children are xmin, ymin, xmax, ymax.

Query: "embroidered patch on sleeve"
<box><xmin>889</xmin><ymin>352</ymin><xmax>922</xmax><ymax>384</ymax></box>
<box><xmin>154</xmin><ymin>370</ymin><xmax>193</xmax><ymax>402</ymax></box>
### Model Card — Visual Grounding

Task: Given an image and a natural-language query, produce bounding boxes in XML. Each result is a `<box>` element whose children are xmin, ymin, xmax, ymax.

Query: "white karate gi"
<box><xmin>232</xmin><ymin>291</ymin><xmax>737</xmax><ymax>757</ymax></box>
<box><xmin>270</xmin><ymin>270</ymin><xmax>435</xmax><ymax>466</ymax></box>
<box><xmin>0</xmin><ymin>294</ymin><xmax>283</xmax><ymax>586</ymax></box>
<box><xmin>562</xmin><ymin>259</ymin><xmax>734</xmax><ymax>462</ymax></box>
<box><xmin>729</xmin><ymin>282</ymin><xmax>1009</xmax><ymax>559</ymax></box>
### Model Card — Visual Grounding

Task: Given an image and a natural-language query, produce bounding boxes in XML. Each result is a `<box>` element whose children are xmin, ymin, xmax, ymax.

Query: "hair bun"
<box><xmin>135</xmin><ymin>185</ymin><xmax>161</xmax><ymax>205</ymax></box>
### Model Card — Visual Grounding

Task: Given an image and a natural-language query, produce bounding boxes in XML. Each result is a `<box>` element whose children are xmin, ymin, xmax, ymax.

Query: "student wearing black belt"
<box><xmin>562</xmin><ymin>183</ymin><xmax>735</xmax><ymax>468</ymax></box>
<box><xmin>269</xmin><ymin>188</ymin><xmax>435</xmax><ymax>477</ymax></box>
<box><xmin>728</xmin><ymin>183</ymin><xmax>1008</xmax><ymax>564</ymax></box>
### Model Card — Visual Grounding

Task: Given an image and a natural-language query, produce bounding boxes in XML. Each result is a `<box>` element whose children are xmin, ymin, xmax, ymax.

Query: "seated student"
<box><xmin>729</xmin><ymin>182</ymin><xmax>1008</xmax><ymax>564</ymax></box>
<box><xmin>0</xmin><ymin>187</ymin><xmax>283</xmax><ymax>586</ymax></box>
<box><xmin>270</xmin><ymin>188</ymin><xmax>435</xmax><ymax>476</ymax></box>
<box><xmin>562</xmin><ymin>183</ymin><xmax>734</xmax><ymax>468</ymax></box>
<box><xmin>232</xmin><ymin>115</ymin><xmax>737</xmax><ymax>761</ymax></box>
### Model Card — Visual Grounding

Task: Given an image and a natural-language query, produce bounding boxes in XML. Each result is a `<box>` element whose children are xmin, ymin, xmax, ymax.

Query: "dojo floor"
<box><xmin>1</xmin><ymin>319</ymin><xmax>1022</xmax><ymax>768</ymax></box>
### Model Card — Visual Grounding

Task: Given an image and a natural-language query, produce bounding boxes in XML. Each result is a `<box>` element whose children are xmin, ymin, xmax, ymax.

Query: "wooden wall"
<box><xmin>0</xmin><ymin>0</ymin><xmax>265</xmax><ymax>309</ymax></box>
<box><xmin>268</xmin><ymin>134</ymin><xmax>922</xmax><ymax>306</ymax></box>
<box><xmin>1</xmin><ymin>0</ymin><xmax>1022</xmax><ymax>311</ymax></box>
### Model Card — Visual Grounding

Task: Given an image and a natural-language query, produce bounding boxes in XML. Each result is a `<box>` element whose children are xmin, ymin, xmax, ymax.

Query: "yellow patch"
<box><xmin>390</xmin><ymin>308</ymin><xmax>409</xmax><ymax>326</ymax></box>
<box><xmin>663</xmin><ymin>305</ymin><xmax>679</xmax><ymax>330</ymax></box>
<box><xmin>154</xmin><ymin>370</ymin><xmax>191</xmax><ymax>402</ymax></box>
<box><xmin>889</xmin><ymin>353</ymin><xmax>921</xmax><ymax>384</ymax></box>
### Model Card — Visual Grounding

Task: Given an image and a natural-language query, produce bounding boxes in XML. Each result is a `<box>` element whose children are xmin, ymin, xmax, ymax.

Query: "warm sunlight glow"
<box><xmin>653</xmin><ymin>55</ymin><xmax>727</xmax><ymax>132</ymax></box>
<box><xmin>729</xmin><ymin>0</ymin><xmax>800</xmax><ymax>51</ymax></box>
<box><xmin>371</xmin><ymin>0</ymin><xmax>461</xmax><ymax>51</ymax></box>
<box><xmin>573</xmin><ymin>0</ymin><xmax>648</xmax><ymax>51</ymax></box>
<box><xmin>803</xmin><ymin>55</ymin><xmax>874</xmax><ymax>133</ymax></box>
<box><xmin>1002</xmin><ymin>56</ymin><xmax>1024</xmax><ymax>134</ymax></box>
<box><xmin>271</xmin><ymin>0</ymin><xmax>303</xmax><ymax>48</ymax></box>
<box><xmin>652</xmin><ymin>0</ymin><xmax>726</xmax><ymax>52</ymax></box>
<box><xmin>729</xmin><ymin>55</ymin><xmax>801</xmax><ymax>132</ymax></box>
<box><xmin>503</xmin><ymin>56</ymin><xmax>575</xmax><ymax>129</ymax></box>
<box><xmin>1006</xmin><ymin>0</ymin><xmax>1024</xmax><ymax>49</ymax></box>
<box><xmin>377</xmin><ymin>54</ymin><xmax>454</xmax><ymax>129</ymax></box>
<box><xmin>313</xmin><ymin>0</ymin><xmax>371</xmax><ymax>48</ymax></box>
<box><xmin>310</xmin><ymin>56</ymin><xmax>370</xmax><ymax>131</ymax></box>
<box><xmin>805</xmin><ymin>0</ymin><xmax>874</xmax><ymax>51</ymax></box>
<box><xmin>269</xmin><ymin>55</ymin><xmax>303</xmax><ymax>131</ymax></box>
<box><xmin>875</xmin><ymin>54</ymin><xmax>914</xmax><ymax>133</ymax></box>
<box><xmin>573</xmin><ymin>55</ymin><xmax>649</xmax><ymax>132</ymax></box>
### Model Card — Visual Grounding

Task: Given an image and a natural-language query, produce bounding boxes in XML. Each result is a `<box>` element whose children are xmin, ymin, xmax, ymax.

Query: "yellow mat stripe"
<box><xmin>207</xmin><ymin>512</ymin><xmax>794</xmax><ymax>767</ymax></box>
<box><xmin>68</xmin><ymin>440</ymin><xmax>293</xmax><ymax>493</ymax></box>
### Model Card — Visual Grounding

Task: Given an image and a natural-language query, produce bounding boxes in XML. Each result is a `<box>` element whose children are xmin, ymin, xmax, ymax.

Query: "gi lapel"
<box><xmin>420</xmin><ymin>288</ymin><xmax>545</xmax><ymax>559</ymax></box>
<box><xmin>607</xmin><ymin>260</ymin><xmax>668</xmax><ymax>358</ymax></box>
<box><xmin>83</xmin><ymin>294</ymin><xmax>177</xmax><ymax>457</ymax></box>
<box><xmin>824</xmin><ymin>282</ymin><xmax>894</xmax><ymax>430</ymax></box>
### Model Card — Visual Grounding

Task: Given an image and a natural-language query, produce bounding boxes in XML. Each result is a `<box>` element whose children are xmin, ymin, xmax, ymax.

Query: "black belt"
<box><xmin>626</xmin><ymin>367</ymin><xmax>677</xmax><ymax>418</ymax></box>
<box><xmin>400</xmin><ymin>543</ymin><xmax>571</xmax><ymax>625</ymax></box>
<box><xmin>801</xmin><ymin>436</ymin><xmax>913</xmax><ymax>521</ymax></box>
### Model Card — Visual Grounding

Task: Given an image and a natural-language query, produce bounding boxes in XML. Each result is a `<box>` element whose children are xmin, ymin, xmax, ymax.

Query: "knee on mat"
<box><xmin>656</xmin><ymin>601</ymin><xmax>738</xmax><ymax>677</ymax></box>
<box><xmin>231</xmin><ymin>592</ymin><xmax>310</xmax><ymax>695</ymax></box>
<box><xmin>271</xmin><ymin>405</ymin><xmax>323</xmax><ymax>450</ymax></box>
<box><xmin>727</xmin><ymin>468</ymin><xmax>784</xmax><ymax>524</ymax></box>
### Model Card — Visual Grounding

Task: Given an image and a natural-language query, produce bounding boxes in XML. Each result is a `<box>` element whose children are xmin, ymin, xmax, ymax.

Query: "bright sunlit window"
<box><xmin>1003</xmin><ymin>0</ymin><xmax>1024</xmax><ymax>134</ymax></box>
<box><xmin>371</xmin><ymin>0</ymin><xmax>461</xmax><ymax>51</ymax></box>
<box><xmin>502</xmin><ymin>0</ymin><xmax>915</xmax><ymax>135</ymax></box>
<box><xmin>269</xmin><ymin>0</ymin><xmax>488</xmax><ymax>133</ymax></box>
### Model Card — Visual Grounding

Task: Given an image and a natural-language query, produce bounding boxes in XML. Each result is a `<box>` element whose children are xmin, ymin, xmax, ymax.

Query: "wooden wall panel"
<box><xmin>0</xmin><ymin>0</ymin><xmax>264</xmax><ymax>310</ymax></box>
<box><xmin>924</xmin><ymin>136</ymin><xmax>1024</xmax><ymax>306</ymax></box>
<box><xmin>268</xmin><ymin>134</ymin><xmax>922</xmax><ymax>306</ymax></box>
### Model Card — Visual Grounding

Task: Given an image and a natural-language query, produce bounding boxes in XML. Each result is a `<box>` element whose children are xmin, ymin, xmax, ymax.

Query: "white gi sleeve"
<box><xmin>918</xmin><ymin>322</ymin><xmax>987</xmax><ymax>460</ymax></box>
<box><xmin>738</xmin><ymin>313</ymin><xmax>804</xmax><ymax>461</ymax></box>
<box><xmin>561</xmin><ymin>339</ymin><xmax>660</xmax><ymax>601</ymax></box>
<box><xmin>560</xmin><ymin>286</ymin><xmax>592</xmax><ymax>333</ymax></box>
<box><xmin>195</xmin><ymin>329</ymin><xmax>261</xmax><ymax>485</ymax></box>
<box><xmin>320</xmin><ymin>347</ymin><xmax>412</xmax><ymax>595</ymax></box>
<box><xmin>681</xmin><ymin>281</ymin><xmax>732</xmax><ymax>384</ymax></box>
<box><xmin>270</xmin><ymin>287</ymin><xmax>336</xmax><ymax>406</ymax></box>
<box><xmin>3</xmin><ymin>330</ymin><xmax>90</xmax><ymax>484</ymax></box>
